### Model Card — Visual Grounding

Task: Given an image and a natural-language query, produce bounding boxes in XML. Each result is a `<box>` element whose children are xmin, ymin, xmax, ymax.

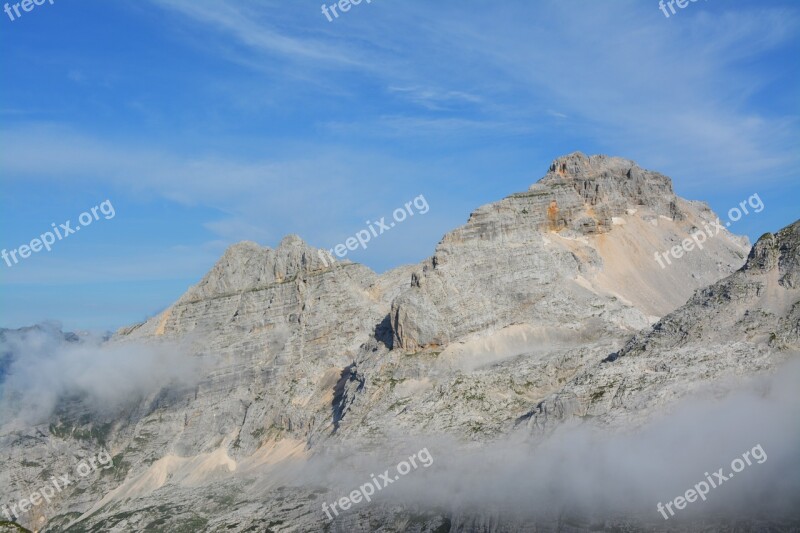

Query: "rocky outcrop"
<box><xmin>110</xmin><ymin>234</ymin><xmax>399</xmax><ymax>462</ymax></box>
<box><xmin>390</xmin><ymin>152</ymin><xmax>748</xmax><ymax>351</ymax></box>
<box><xmin>613</xmin><ymin>220</ymin><xmax>800</xmax><ymax>360</ymax></box>
<box><xmin>1</xmin><ymin>153</ymin><xmax>790</xmax><ymax>533</ymax></box>
<box><xmin>520</xmin><ymin>221</ymin><xmax>800</xmax><ymax>433</ymax></box>
<box><xmin>537</xmin><ymin>152</ymin><xmax>682</xmax><ymax>232</ymax></box>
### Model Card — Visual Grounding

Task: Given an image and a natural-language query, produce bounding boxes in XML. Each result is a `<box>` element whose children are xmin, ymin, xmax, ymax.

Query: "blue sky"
<box><xmin>1</xmin><ymin>0</ymin><xmax>798</xmax><ymax>331</ymax></box>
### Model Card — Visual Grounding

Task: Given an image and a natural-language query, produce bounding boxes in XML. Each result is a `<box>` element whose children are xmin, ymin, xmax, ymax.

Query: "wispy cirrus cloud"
<box><xmin>142</xmin><ymin>0</ymin><xmax>800</xmax><ymax>188</ymax></box>
<box><xmin>148</xmin><ymin>0</ymin><xmax>371</xmax><ymax>69</ymax></box>
<box><xmin>3</xmin><ymin>0</ymin><xmax>798</xmax><ymax>333</ymax></box>
<box><xmin>0</xmin><ymin>122</ymin><xmax>464</xmax><ymax>274</ymax></box>
<box><xmin>387</xmin><ymin>86</ymin><xmax>484</xmax><ymax>111</ymax></box>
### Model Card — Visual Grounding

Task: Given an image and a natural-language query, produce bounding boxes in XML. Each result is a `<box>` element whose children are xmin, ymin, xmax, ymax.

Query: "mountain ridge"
<box><xmin>1</xmin><ymin>153</ymin><xmax>796</xmax><ymax>532</ymax></box>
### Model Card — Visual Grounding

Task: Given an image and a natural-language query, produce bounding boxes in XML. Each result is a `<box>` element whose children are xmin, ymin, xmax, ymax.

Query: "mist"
<box><xmin>301</xmin><ymin>356</ymin><xmax>800</xmax><ymax>525</ymax></box>
<box><xmin>0</xmin><ymin>323</ymin><xmax>207</xmax><ymax>428</ymax></box>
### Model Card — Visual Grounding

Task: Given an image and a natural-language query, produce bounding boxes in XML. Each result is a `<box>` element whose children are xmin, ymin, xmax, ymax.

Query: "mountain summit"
<box><xmin>1</xmin><ymin>154</ymin><xmax>795</xmax><ymax>532</ymax></box>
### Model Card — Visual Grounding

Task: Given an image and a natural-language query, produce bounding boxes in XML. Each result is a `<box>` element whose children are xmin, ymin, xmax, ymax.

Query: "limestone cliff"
<box><xmin>0</xmin><ymin>154</ymin><xmax>795</xmax><ymax>532</ymax></box>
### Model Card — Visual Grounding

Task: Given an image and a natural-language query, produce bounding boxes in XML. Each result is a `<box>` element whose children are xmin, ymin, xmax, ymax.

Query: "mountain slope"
<box><xmin>1</xmin><ymin>153</ymin><xmax>789</xmax><ymax>533</ymax></box>
<box><xmin>391</xmin><ymin>152</ymin><xmax>748</xmax><ymax>351</ymax></box>
<box><xmin>520</xmin><ymin>220</ymin><xmax>800</xmax><ymax>433</ymax></box>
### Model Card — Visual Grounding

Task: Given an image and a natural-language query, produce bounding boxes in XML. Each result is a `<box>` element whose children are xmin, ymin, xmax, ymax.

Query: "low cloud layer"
<box><xmin>3</xmin><ymin>324</ymin><xmax>796</xmax><ymax>526</ymax></box>
<box><xmin>0</xmin><ymin>323</ymin><xmax>207</xmax><ymax>428</ymax></box>
<box><xmin>301</xmin><ymin>357</ymin><xmax>800</xmax><ymax>525</ymax></box>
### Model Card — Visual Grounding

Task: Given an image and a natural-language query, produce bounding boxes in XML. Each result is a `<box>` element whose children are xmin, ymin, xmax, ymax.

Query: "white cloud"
<box><xmin>0</xmin><ymin>325</ymin><xmax>209</xmax><ymax>427</ymax></box>
<box><xmin>147</xmin><ymin>0</ymin><xmax>371</xmax><ymax>69</ymax></box>
<box><xmin>302</xmin><ymin>358</ymin><xmax>800</xmax><ymax>523</ymax></box>
<box><xmin>0</xmin><ymin>123</ymin><xmax>460</xmax><ymax>275</ymax></box>
<box><xmin>140</xmin><ymin>0</ymin><xmax>799</xmax><ymax>186</ymax></box>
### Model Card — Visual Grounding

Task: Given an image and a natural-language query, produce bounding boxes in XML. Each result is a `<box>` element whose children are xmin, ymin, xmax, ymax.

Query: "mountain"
<box><xmin>0</xmin><ymin>153</ymin><xmax>796</xmax><ymax>532</ymax></box>
<box><xmin>391</xmin><ymin>152</ymin><xmax>748</xmax><ymax>351</ymax></box>
<box><xmin>520</xmin><ymin>219</ymin><xmax>800</xmax><ymax>433</ymax></box>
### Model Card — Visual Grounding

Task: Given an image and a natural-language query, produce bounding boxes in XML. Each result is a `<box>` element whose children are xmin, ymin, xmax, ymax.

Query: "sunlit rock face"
<box><xmin>390</xmin><ymin>152</ymin><xmax>749</xmax><ymax>351</ymax></box>
<box><xmin>2</xmin><ymin>154</ymin><xmax>796</xmax><ymax>533</ymax></box>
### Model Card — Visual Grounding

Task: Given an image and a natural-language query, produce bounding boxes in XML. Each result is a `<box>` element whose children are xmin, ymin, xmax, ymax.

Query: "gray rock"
<box><xmin>0</xmin><ymin>154</ymin><xmax>794</xmax><ymax>532</ymax></box>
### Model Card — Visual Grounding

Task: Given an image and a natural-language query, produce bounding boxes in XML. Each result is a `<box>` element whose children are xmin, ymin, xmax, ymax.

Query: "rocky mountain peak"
<box><xmin>391</xmin><ymin>153</ymin><xmax>749</xmax><ymax>351</ymax></box>
<box><xmin>4</xmin><ymin>152</ymin><xmax>796</xmax><ymax>532</ymax></box>
<box><xmin>546</xmin><ymin>151</ymin><xmax>620</xmax><ymax>178</ymax></box>
<box><xmin>536</xmin><ymin>151</ymin><xmax>680</xmax><ymax>222</ymax></box>
<box><xmin>744</xmin><ymin>220</ymin><xmax>800</xmax><ymax>288</ymax></box>
<box><xmin>277</xmin><ymin>233</ymin><xmax>306</xmax><ymax>249</ymax></box>
<box><xmin>178</xmin><ymin>236</ymin><xmax>332</xmax><ymax>305</ymax></box>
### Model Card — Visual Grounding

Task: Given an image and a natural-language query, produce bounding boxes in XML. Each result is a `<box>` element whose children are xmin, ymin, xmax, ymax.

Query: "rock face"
<box><xmin>536</xmin><ymin>152</ymin><xmax>682</xmax><ymax>232</ymax></box>
<box><xmin>390</xmin><ymin>152</ymin><xmax>748</xmax><ymax>351</ymax></box>
<box><xmin>115</xmin><ymin>234</ymin><xmax>396</xmax><ymax>459</ymax></box>
<box><xmin>0</xmin><ymin>153</ymin><xmax>794</xmax><ymax>532</ymax></box>
<box><xmin>520</xmin><ymin>220</ymin><xmax>800</xmax><ymax>433</ymax></box>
